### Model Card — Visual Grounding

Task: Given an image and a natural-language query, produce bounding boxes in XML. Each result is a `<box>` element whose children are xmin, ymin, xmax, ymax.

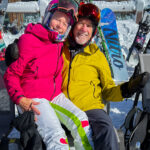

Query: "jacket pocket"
<box><xmin>25</xmin><ymin>59</ymin><xmax>38</xmax><ymax>78</ymax></box>
<box><xmin>90</xmin><ymin>81</ymin><xmax>101</xmax><ymax>99</ymax></box>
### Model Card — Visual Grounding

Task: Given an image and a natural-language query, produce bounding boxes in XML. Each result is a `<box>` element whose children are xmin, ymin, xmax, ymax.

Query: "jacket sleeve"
<box><xmin>4</xmin><ymin>35</ymin><xmax>35</xmax><ymax>104</ymax></box>
<box><xmin>98</xmin><ymin>51</ymin><xmax>124</xmax><ymax>102</ymax></box>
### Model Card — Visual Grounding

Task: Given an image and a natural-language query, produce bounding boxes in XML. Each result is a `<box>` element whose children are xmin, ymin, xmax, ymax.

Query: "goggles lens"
<box><xmin>48</xmin><ymin>0</ymin><xmax>78</xmax><ymax>25</ymax></box>
<box><xmin>78</xmin><ymin>3</ymin><xmax>100</xmax><ymax>24</ymax></box>
<box><xmin>58</xmin><ymin>0</ymin><xmax>78</xmax><ymax>15</ymax></box>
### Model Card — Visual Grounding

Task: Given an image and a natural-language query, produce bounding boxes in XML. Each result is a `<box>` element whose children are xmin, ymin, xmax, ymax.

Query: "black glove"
<box><xmin>120</xmin><ymin>72</ymin><xmax>150</xmax><ymax>98</ymax></box>
<box><xmin>12</xmin><ymin>111</ymin><xmax>46</xmax><ymax>150</ymax></box>
<box><xmin>5</xmin><ymin>39</ymin><xmax>19</xmax><ymax>66</ymax></box>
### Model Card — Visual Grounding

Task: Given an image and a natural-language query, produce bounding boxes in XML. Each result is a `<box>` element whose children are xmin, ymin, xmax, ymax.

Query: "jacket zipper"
<box><xmin>67</xmin><ymin>48</ymin><xmax>86</xmax><ymax>100</ymax></box>
<box><xmin>67</xmin><ymin>52</ymin><xmax>72</xmax><ymax>100</ymax></box>
<box><xmin>35</xmin><ymin>66</ymin><xmax>38</xmax><ymax>79</ymax></box>
<box><xmin>50</xmin><ymin>44</ymin><xmax>61</xmax><ymax>101</ymax></box>
<box><xmin>67</xmin><ymin>50</ymin><xmax>79</xmax><ymax>100</ymax></box>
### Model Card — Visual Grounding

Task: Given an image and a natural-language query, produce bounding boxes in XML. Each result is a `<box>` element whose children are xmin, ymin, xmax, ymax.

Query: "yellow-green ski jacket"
<box><xmin>62</xmin><ymin>42</ymin><xmax>124</xmax><ymax>111</ymax></box>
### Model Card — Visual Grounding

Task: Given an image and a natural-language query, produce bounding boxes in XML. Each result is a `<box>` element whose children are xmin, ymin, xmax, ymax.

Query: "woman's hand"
<box><xmin>19</xmin><ymin>97</ymin><xmax>40</xmax><ymax>120</ymax></box>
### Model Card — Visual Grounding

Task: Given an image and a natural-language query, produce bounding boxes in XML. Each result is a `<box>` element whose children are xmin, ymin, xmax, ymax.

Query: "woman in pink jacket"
<box><xmin>4</xmin><ymin>0</ymin><xmax>93</xmax><ymax>149</ymax></box>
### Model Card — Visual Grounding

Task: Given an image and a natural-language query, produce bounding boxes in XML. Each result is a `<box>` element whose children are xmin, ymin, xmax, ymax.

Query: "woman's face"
<box><xmin>49</xmin><ymin>11</ymin><xmax>70</xmax><ymax>35</ymax></box>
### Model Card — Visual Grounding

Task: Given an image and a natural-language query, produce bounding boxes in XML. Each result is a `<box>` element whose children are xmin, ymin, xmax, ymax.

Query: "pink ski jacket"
<box><xmin>4</xmin><ymin>23</ymin><xmax>63</xmax><ymax>104</ymax></box>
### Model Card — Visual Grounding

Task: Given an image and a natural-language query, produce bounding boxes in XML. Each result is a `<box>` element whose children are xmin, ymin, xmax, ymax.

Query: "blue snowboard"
<box><xmin>100</xmin><ymin>8</ymin><xmax>128</xmax><ymax>83</ymax></box>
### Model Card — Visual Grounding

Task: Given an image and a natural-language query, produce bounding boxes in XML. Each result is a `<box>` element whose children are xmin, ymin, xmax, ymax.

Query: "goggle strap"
<box><xmin>55</xmin><ymin>25</ymin><xmax>72</xmax><ymax>42</ymax></box>
<box><xmin>43</xmin><ymin>12</ymin><xmax>51</xmax><ymax>25</ymax></box>
<box><xmin>57</xmin><ymin>8</ymin><xmax>77</xmax><ymax>25</ymax></box>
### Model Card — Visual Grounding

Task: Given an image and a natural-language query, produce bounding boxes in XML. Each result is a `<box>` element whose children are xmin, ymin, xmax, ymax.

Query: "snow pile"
<box><xmin>7</xmin><ymin>1</ymin><xmax>39</xmax><ymax>13</ymax></box>
<box><xmin>93</xmin><ymin>1</ymin><xmax>136</xmax><ymax>12</ymax></box>
<box><xmin>5</xmin><ymin>0</ymin><xmax>150</xmax><ymax>14</ymax></box>
<box><xmin>3</xmin><ymin>29</ymin><xmax>24</xmax><ymax>47</ymax></box>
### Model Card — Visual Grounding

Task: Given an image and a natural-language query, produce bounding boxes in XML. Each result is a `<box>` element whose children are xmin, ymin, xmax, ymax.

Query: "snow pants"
<box><xmin>85</xmin><ymin>109</ymin><xmax>119</xmax><ymax>150</ymax></box>
<box><xmin>33</xmin><ymin>93</ymin><xmax>94</xmax><ymax>150</ymax></box>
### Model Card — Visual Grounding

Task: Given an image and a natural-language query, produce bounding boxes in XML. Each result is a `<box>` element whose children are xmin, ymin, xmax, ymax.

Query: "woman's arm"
<box><xmin>4</xmin><ymin>35</ymin><xmax>34</xmax><ymax>104</ymax></box>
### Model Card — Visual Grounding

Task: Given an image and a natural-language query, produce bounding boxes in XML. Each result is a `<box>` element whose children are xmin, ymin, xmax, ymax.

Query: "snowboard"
<box><xmin>98</xmin><ymin>8</ymin><xmax>128</xmax><ymax>83</ymax></box>
<box><xmin>126</xmin><ymin>6</ymin><xmax>150</xmax><ymax>61</ymax></box>
<box><xmin>135</xmin><ymin>0</ymin><xmax>144</xmax><ymax>24</ymax></box>
<box><xmin>0</xmin><ymin>0</ymin><xmax>14</xmax><ymax>142</ymax></box>
<box><xmin>93</xmin><ymin>25</ymin><xmax>114</xmax><ymax>79</ymax></box>
<box><xmin>0</xmin><ymin>0</ymin><xmax>8</xmax><ymax>86</ymax></box>
<box><xmin>0</xmin><ymin>0</ymin><xmax>8</xmax><ymax>61</ymax></box>
<box><xmin>144</xmin><ymin>38</ymin><xmax>150</xmax><ymax>54</ymax></box>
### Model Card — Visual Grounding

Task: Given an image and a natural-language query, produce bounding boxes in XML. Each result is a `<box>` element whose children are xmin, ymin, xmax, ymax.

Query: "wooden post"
<box><xmin>8</xmin><ymin>0</ymin><xmax>24</xmax><ymax>28</ymax></box>
<box><xmin>106</xmin><ymin>0</ymin><xmax>129</xmax><ymax>1</ymax></box>
<box><xmin>135</xmin><ymin>0</ymin><xmax>144</xmax><ymax>24</ymax></box>
<box><xmin>39</xmin><ymin>0</ymin><xmax>50</xmax><ymax>22</ymax></box>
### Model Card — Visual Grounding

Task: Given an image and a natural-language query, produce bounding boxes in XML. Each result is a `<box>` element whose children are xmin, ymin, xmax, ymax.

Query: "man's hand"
<box><xmin>18</xmin><ymin>97</ymin><xmax>40</xmax><ymax>121</ymax></box>
<box><xmin>120</xmin><ymin>72</ymin><xmax>150</xmax><ymax>98</ymax></box>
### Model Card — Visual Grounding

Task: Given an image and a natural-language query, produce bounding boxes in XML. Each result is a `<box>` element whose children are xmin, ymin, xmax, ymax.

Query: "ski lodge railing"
<box><xmin>5</xmin><ymin>0</ymin><xmax>145</xmax><ymax>24</ymax></box>
<box><xmin>6</xmin><ymin>0</ymin><xmax>144</xmax><ymax>13</ymax></box>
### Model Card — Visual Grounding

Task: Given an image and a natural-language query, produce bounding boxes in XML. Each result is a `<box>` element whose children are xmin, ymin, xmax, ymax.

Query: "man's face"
<box><xmin>49</xmin><ymin>11</ymin><xmax>70</xmax><ymax>35</ymax></box>
<box><xmin>73</xmin><ymin>18</ymin><xmax>93</xmax><ymax>45</ymax></box>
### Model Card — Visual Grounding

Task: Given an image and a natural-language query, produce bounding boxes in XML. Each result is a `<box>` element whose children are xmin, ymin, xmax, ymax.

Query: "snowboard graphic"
<box><xmin>100</xmin><ymin>8</ymin><xmax>128</xmax><ymax>83</ymax></box>
<box><xmin>0</xmin><ymin>0</ymin><xmax>8</xmax><ymax>61</ymax></box>
<box><xmin>126</xmin><ymin>7</ymin><xmax>150</xmax><ymax>61</ymax></box>
<box><xmin>0</xmin><ymin>1</ymin><xmax>16</xmax><ymax>142</ymax></box>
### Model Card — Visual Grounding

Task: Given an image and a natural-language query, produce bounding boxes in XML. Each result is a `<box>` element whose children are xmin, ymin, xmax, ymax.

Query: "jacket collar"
<box><xmin>65</xmin><ymin>40</ymin><xmax>99</xmax><ymax>55</ymax></box>
<box><xmin>84</xmin><ymin>43</ymin><xmax>99</xmax><ymax>54</ymax></box>
<box><xmin>25</xmin><ymin>23</ymin><xmax>59</xmax><ymax>43</ymax></box>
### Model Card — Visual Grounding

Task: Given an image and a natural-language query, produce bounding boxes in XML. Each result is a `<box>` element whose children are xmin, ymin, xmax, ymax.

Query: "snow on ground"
<box><xmin>110</xmin><ymin>18</ymin><xmax>150</xmax><ymax>128</ymax></box>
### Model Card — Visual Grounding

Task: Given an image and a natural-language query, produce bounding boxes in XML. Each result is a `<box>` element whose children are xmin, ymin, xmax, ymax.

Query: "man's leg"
<box><xmin>51</xmin><ymin>93</ymin><xmax>94</xmax><ymax>150</ymax></box>
<box><xmin>86</xmin><ymin>109</ymin><xmax>119</xmax><ymax>150</ymax></box>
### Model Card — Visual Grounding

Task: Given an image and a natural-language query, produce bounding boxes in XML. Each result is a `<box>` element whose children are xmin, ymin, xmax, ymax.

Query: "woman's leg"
<box><xmin>33</xmin><ymin>98</ymin><xmax>70</xmax><ymax>150</ymax></box>
<box><xmin>51</xmin><ymin>93</ymin><xmax>94</xmax><ymax>150</ymax></box>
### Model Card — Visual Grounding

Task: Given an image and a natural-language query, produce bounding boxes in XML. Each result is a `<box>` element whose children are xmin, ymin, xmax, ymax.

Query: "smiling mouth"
<box><xmin>52</xmin><ymin>28</ymin><xmax>63</xmax><ymax>35</ymax></box>
<box><xmin>77</xmin><ymin>32</ymin><xmax>88</xmax><ymax>37</ymax></box>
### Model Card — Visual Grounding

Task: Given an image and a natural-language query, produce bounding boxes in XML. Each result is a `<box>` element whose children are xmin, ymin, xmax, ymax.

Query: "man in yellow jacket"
<box><xmin>61</xmin><ymin>3</ymin><xmax>150</xmax><ymax>150</ymax></box>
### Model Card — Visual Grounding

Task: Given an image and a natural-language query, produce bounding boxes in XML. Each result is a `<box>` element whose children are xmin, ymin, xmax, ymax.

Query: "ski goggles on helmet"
<box><xmin>78</xmin><ymin>3</ymin><xmax>100</xmax><ymax>26</ymax></box>
<box><xmin>48</xmin><ymin>0</ymin><xmax>78</xmax><ymax>25</ymax></box>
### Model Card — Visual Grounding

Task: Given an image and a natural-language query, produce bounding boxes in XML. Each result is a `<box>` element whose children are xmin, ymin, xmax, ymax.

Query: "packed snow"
<box><xmin>110</xmin><ymin>19</ymin><xmax>149</xmax><ymax>128</ymax></box>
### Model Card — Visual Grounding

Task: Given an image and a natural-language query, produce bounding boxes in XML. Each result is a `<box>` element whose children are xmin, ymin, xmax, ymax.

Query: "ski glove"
<box><xmin>5</xmin><ymin>39</ymin><xmax>19</xmax><ymax>66</ymax></box>
<box><xmin>120</xmin><ymin>72</ymin><xmax>150</xmax><ymax>98</ymax></box>
<box><xmin>12</xmin><ymin>111</ymin><xmax>46</xmax><ymax>150</ymax></box>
